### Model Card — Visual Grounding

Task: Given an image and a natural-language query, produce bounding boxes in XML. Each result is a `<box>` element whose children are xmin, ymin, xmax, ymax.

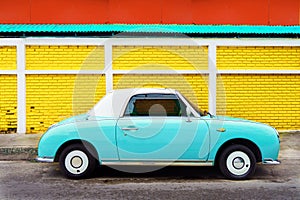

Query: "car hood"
<box><xmin>54</xmin><ymin>114</ymin><xmax>112</xmax><ymax>127</ymax></box>
<box><xmin>55</xmin><ymin>114</ymin><xmax>89</xmax><ymax>126</ymax></box>
<box><xmin>208</xmin><ymin>115</ymin><xmax>272</xmax><ymax>127</ymax></box>
<box><xmin>214</xmin><ymin>115</ymin><xmax>251</xmax><ymax>122</ymax></box>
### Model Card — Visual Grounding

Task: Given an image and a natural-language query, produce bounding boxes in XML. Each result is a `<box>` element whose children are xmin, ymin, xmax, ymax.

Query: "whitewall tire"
<box><xmin>59</xmin><ymin>144</ymin><xmax>96</xmax><ymax>179</ymax></box>
<box><xmin>219</xmin><ymin>145</ymin><xmax>256</xmax><ymax>180</ymax></box>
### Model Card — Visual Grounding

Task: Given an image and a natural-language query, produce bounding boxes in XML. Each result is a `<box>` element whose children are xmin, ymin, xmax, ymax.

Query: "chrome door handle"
<box><xmin>121</xmin><ymin>127</ymin><xmax>139</xmax><ymax>131</ymax></box>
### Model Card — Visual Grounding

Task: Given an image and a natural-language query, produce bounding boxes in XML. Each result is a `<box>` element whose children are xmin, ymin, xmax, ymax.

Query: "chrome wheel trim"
<box><xmin>65</xmin><ymin>150</ymin><xmax>89</xmax><ymax>175</ymax></box>
<box><xmin>226</xmin><ymin>151</ymin><xmax>251</xmax><ymax>176</ymax></box>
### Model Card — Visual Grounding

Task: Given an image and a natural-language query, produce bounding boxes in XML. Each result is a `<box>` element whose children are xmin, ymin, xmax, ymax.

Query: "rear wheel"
<box><xmin>59</xmin><ymin>144</ymin><xmax>96</xmax><ymax>179</ymax></box>
<box><xmin>218</xmin><ymin>144</ymin><xmax>256</xmax><ymax>180</ymax></box>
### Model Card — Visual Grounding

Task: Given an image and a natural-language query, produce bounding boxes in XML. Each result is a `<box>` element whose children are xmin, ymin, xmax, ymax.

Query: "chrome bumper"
<box><xmin>35</xmin><ymin>157</ymin><xmax>54</xmax><ymax>163</ymax></box>
<box><xmin>262</xmin><ymin>159</ymin><xmax>281</xmax><ymax>165</ymax></box>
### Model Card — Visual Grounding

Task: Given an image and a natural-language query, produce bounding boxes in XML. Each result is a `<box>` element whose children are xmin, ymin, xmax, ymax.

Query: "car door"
<box><xmin>116</xmin><ymin>93</ymin><xmax>210</xmax><ymax>161</ymax></box>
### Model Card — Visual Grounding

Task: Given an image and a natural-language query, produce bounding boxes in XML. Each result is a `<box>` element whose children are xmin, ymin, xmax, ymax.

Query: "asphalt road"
<box><xmin>0</xmin><ymin>133</ymin><xmax>299</xmax><ymax>200</ymax></box>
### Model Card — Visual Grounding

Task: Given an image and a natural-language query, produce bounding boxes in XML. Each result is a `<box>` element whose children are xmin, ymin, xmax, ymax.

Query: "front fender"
<box><xmin>37</xmin><ymin>123</ymin><xmax>80</xmax><ymax>160</ymax></box>
<box><xmin>207</xmin><ymin>120</ymin><xmax>280</xmax><ymax>162</ymax></box>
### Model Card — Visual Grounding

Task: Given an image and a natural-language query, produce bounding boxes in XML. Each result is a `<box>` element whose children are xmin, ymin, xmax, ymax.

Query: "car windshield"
<box><xmin>180</xmin><ymin>94</ymin><xmax>206</xmax><ymax>117</ymax></box>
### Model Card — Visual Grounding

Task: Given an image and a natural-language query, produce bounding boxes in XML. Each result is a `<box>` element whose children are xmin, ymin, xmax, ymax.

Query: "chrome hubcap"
<box><xmin>226</xmin><ymin>151</ymin><xmax>251</xmax><ymax>176</ymax></box>
<box><xmin>65</xmin><ymin>150</ymin><xmax>89</xmax><ymax>175</ymax></box>
<box><xmin>232</xmin><ymin>157</ymin><xmax>245</xmax><ymax>169</ymax></box>
<box><xmin>71</xmin><ymin>156</ymin><xmax>83</xmax><ymax>168</ymax></box>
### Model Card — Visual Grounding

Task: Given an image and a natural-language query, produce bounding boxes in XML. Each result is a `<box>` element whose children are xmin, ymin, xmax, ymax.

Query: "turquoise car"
<box><xmin>36</xmin><ymin>88</ymin><xmax>280</xmax><ymax>179</ymax></box>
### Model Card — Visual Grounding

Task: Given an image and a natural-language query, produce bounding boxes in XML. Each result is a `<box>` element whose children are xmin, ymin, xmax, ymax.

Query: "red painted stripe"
<box><xmin>0</xmin><ymin>0</ymin><xmax>298</xmax><ymax>25</ymax></box>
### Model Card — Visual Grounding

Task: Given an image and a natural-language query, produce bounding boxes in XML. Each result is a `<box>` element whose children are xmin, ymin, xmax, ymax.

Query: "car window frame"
<box><xmin>119</xmin><ymin>92</ymin><xmax>201</xmax><ymax>118</ymax></box>
<box><xmin>175</xmin><ymin>91</ymin><xmax>201</xmax><ymax>118</ymax></box>
<box><xmin>120</xmin><ymin>93</ymin><xmax>184</xmax><ymax>118</ymax></box>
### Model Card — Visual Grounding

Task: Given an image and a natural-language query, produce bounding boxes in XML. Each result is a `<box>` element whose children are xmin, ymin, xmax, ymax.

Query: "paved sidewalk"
<box><xmin>0</xmin><ymin>133</ymin><xmax>43</xmax><ymax>160</ymax></box>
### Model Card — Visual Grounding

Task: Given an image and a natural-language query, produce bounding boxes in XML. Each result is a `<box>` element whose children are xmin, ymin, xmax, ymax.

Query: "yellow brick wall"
<box><xmin>113</xmin><ymin>74</ymin><xmax>209</xmax><ymax>111</ymax></box>
<box><xmin>217</xmin><ymin>46</ymin><xmax>300</xmax><ymax>70</ymax></box>
<box><xmin>26</xmin><ymin>74</ymin><xmax>106</xmax><ymax>133</ymax></box>
<box><xmin>113</xmin><ymin>46</ymin><xmax>208</xmax><ymax>71</ymax></box>
<box><xmin>26</xmin><ymin>45</ymin><xmax>105</xmax><ymax>70</ymax></box>
<box><xmin>0</xmin><ymin>46</ymin><xmax>16</xmax><ymax>70</ymax></box>
<box><xmin>0</xmin><ymin>75</ymin><xmax>17</xmax><ymax>133</ymax></box>
<box><xmin>217</xmin><ymin>74</ymin><xmax>300</xmax><ymax>130</ymax></box>
<box><xmin>1</xmin><ymin>44</ymin><xmax>300</xmax><ymax>134</ymax></box>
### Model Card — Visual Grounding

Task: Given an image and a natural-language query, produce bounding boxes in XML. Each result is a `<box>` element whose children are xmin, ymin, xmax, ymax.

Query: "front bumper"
<box><xmin>262</xmin><ymin>158</ymin><xmax>281</xmax><ymax>165</ymax></box>
<box><xmin>36</xmin><ymin>157</ymin><xmax>54</xmax><ymax>163</ymax></box>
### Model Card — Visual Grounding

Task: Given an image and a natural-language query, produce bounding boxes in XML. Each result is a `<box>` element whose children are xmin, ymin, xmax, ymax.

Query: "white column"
<box><xmin>104</xmin><ymin>43</ymin><xmax>113</xmax><ymax>93</ymax></box>
<box><xmin>16</xmin><ymin>41</ymin><xmax>26</xmax><ymax>134</ymax></box>
<box><xmin>208</xmin><ymin>44</ymin><xmax>217</xmax><ymax>115</ymax></box>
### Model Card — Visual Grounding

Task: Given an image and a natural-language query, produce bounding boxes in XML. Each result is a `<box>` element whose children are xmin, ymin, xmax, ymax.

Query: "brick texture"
<box><xmin>0</xmin><ymin>46</ymin><xmax>16</xmax><ymax>70</ymax></box>
<box><xmin>0</xmin><ymin>75</ymin><xmax>17</xmax><ymax>133</ymax></box>
<box><xmin>217</xmin><ymin>74</ymin><xmax>300</xmax><ymax>130</ymax></box>
<box><xmin>26</xmin><ymin>45</ymin><xmax>105</xmax><ymax>70</ymax></box>
<box><xmin>113</xmin><ymin>46</ymin><xmax>208</xmax><ymax>71</ymax></box>
<box><xmin>1</xmin><ymin>44</ymin><xmax>300</xmax><ymax>133</ymax></box>
<box><xmin>217</xmin><ymin>46</ymin><xmax>300</xmax><ymax>70</ymax></box>
<box><xmin>26</xmin><ymin>74</ymin><xmax>106</xmax><ymax>133</ymax></box>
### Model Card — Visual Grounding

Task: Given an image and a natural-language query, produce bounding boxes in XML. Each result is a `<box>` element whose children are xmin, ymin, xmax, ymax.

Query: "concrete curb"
<box><xmin>0</xmin><ymin>147</ymin><xmax>37</xmax><ymax>161</ymax></box>
<box><xmin>0</xmin><ymin>133</ymin><xmax>42</xmax><ymax>161</ymax></box>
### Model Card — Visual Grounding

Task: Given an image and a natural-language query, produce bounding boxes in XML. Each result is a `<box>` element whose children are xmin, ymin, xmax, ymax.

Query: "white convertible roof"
<box><xmin>89</xmin><ymin>88</ymin><xmax>177</xmax><ymax>117</ymax></box>
<box><xmin>113</xmin><ymin>88</ymin><xmax>177</xmax><ymax>96</ymax></box>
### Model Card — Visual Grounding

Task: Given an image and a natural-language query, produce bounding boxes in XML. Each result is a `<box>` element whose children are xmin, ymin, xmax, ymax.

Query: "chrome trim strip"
<box><xmin>121</xmin><ymin>127</ymin><xmax>139</xmax><ymax>131</ymax></box>
<box><xmin>35</xmin><ymin>157</ymin><xmax>54</xmax><ymax>163</ymax></box>
<box><xmin>102</xmin><ymin>161</ymin><xmax>213</xmax><ymax>167</ymax></box>
<box><xmin>262</xmin><ymin>159</ymin><xmax>281</xmax><ymax>165</ymax></box>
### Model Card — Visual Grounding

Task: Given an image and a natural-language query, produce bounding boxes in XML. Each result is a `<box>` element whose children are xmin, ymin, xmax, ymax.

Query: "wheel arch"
<box><xmin>54</xmin><ymin>139</ymin><xmax>100</xmax><ymax>164</ymax></box>
<box><xmin>214</xmin><ymin>138</ymin><xmax>262</xmax><ymax>165</ymax></box>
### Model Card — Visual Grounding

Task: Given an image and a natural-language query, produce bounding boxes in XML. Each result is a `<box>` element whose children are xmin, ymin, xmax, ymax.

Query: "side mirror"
<box><xmin>186</xmin><ymin>107</ymin><xmax>192</xmax><ymax>122</ymax></box>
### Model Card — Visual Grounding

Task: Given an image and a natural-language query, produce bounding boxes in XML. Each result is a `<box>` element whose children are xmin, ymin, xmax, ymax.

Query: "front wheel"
<box><xmin>218</xmin><ymin>145</ymin><xmax>256</xmax><ymax>180</ymax></box>
<box><xmin>59</xmin><ymin>144</ymin><xmax>96</xmax><ymax>179</ymax></box>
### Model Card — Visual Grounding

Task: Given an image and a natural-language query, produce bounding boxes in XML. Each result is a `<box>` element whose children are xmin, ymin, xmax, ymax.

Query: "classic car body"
<box><xmin>37</xmin><ymin>88</ymin><xmax>280</xmax><ymax>179</ymax></box>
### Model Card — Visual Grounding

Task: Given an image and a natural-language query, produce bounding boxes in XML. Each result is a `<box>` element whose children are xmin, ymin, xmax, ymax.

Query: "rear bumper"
<box><xmin>36</xmin><ymin>157</ymin><xmax>54</xmax><ymax>163</ymax></box>
<box><xmin>262</xmin><ymin>158</ymin><xmax>280</xmax><ymax>165</ymax></box>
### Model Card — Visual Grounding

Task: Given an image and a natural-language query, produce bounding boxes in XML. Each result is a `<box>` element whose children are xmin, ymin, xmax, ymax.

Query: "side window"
<box><xmin>124</xmin><ymin>94</ymin><xmax>184</xmax><ymax>117</ymax></box>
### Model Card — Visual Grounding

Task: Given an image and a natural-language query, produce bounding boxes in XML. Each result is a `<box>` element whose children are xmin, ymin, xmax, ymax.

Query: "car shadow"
<box><xmin>94</xmin><ymin>165</ymin><xmax>224</xmax><ymax>180</ymax></box>
<box><xmin>46</xmin><ymin>163</ymin><xmax>276</xmax><ymax>181</ymax></box>
<box><xmin>92</xmin><ymin>165</ymin><xmax>277</xmax><ymax>181</ymax></box>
